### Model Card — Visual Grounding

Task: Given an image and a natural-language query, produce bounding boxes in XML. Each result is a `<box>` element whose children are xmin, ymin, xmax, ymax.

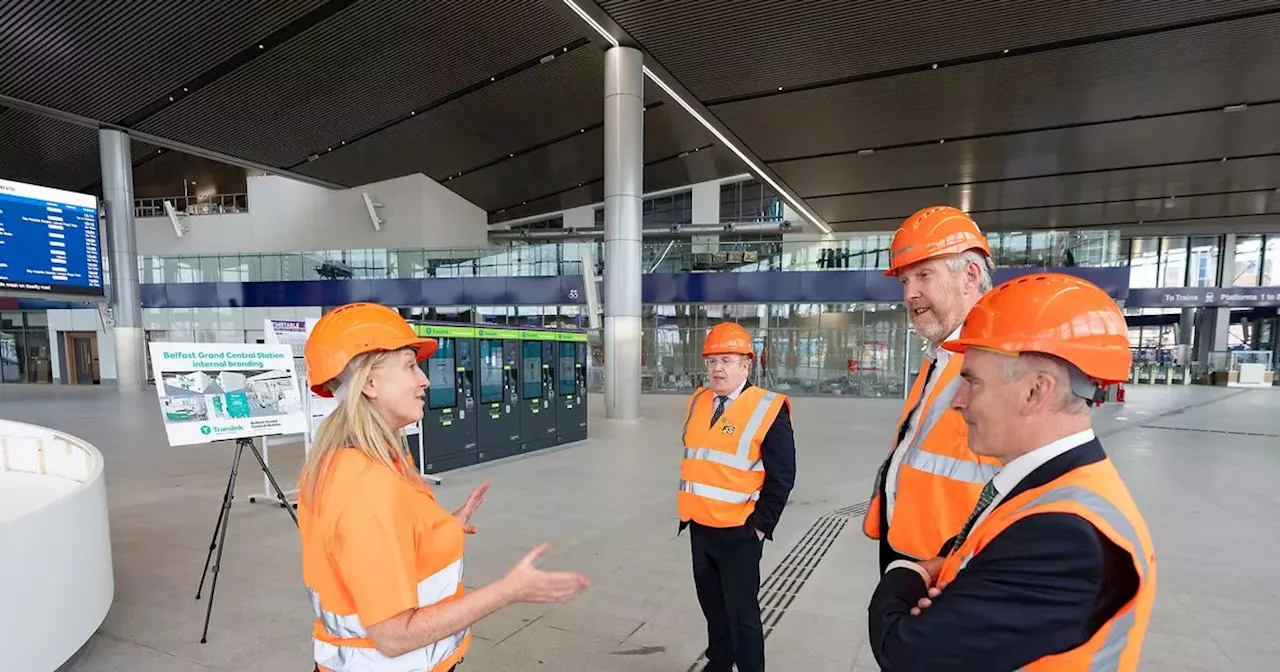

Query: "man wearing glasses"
<box><xmin>678</xmin><ymin>322</ymin><xmax>797</xmax><ymax>672</ymax></box>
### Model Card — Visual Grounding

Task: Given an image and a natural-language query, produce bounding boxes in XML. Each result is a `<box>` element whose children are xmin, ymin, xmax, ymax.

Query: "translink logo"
<box><xmin>200</xmin><ymin>424</ymin><xmax>244</xmax><ymax>436</ymax></box>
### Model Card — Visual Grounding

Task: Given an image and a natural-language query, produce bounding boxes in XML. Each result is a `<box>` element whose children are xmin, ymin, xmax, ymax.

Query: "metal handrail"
<box><xmin>133</xmin><ymin>193</ymin><xmax>248</xmax><ymax>219</ymax></box>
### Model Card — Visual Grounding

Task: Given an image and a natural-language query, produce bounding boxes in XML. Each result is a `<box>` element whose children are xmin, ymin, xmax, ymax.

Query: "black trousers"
<box><xmin>690</xmin><ymin>521</ymin><xmax>765</xmax><ymax>672</ymax></box>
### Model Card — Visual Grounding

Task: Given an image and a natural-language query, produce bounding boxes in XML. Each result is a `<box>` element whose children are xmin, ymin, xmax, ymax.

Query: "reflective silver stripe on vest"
<box><xmin>314</xmin><ymin>627</ymin><xmax>468</xmax><ymax>672</ymax></box>
<box><xmin>1015</xmin><ymin>485</ymin><xmax>1150</xmax><ymax>671</ymax></box>
<box><xmin>683</xmin><ymin>391</ymin><xmax>778</xmax><ymax>473</ymax></box>
<box><xmin>683</xmin><ymin>447</ymin><xmax>765</xmax><ymax>472</ymax></box>
<box><xmin>679</xmin><ymin>479</ymin><xmax>761</xmax><ymax>504</ymax></box>
<box><xmin>311</xmin><ymin>558</ymin><xmax>467</xmax><ymax>671</ymax></box>
<box><xmin>895</xmin><ymin>372</ymin><xmax>997</xmax><ymax>487</ymax></box>
<box><xmin>901</xmin><ymin>449</ymin><xmax>993</xmax><ymax>484</ymax></box>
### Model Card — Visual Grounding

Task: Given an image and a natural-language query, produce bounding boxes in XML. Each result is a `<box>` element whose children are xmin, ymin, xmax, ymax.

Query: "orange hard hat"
<box><xmin>703</xmin><ymin>322</ymin><xmax>754</xmax><ymax>358</ymax></box>
<box><xmin>304</xmin><ymin>303</ymin><xmax>438</xmax><ymax>397</ymax></box>
<box><xmin>942</xmin><ymin>273</ymin><xmax>1131</xmax><ymax>384</ymax></box>
<box><xmin>885</xmin><ymin>205</ymin><xmax>991</xmax><ymax>277</ymax></box>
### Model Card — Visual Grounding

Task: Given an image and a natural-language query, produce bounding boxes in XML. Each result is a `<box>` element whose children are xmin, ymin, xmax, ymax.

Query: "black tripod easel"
<box><xmin>195</xmin><ymin>436</ymin><xmax>298</xmax><ymax>643</ymax></box>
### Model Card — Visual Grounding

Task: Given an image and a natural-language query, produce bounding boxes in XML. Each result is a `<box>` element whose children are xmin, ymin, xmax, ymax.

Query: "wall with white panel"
<box><xmin>44</xmin><ymin>307</ymin><xmax>324</xmax><ymax>384</ymax></box>
<box><xmin>134</xmin><ymin>173</ymin><xmax>488</xmax><ymax>257</ymax></box>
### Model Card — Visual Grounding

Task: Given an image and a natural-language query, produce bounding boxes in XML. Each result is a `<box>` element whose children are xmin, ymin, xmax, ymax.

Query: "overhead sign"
<box><xmin>149</xmin><ymin>342</ymin><xmax>307</xmax><ymax>446</ymax></box>
<box><xmin>0</xmin><ymin>177</ymin><xmax>104</xmax><ymax>298</ymax></box>
<box><xmin>1125</xmin><ymin>286</ymin><xmax>1280</xmax><ymax>308</ymax></box>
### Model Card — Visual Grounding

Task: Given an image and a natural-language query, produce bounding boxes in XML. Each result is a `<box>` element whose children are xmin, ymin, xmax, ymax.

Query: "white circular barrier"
<box><xmin>0</xmin><ymin>419</ymin><xmax>113</xmax><ymax>672</ymax></box>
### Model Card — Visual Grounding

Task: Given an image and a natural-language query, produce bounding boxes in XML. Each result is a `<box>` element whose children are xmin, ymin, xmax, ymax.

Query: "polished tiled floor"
<box><xmin>3</xmin><ymin>382</ymin><xmax>1275</xmax><ymax>671</ymax></box>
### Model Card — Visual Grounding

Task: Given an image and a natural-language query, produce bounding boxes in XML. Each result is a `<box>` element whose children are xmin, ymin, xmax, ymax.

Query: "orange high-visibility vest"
<box><xmin>938</xmin><ymin>457</ymin><xmax>1157</xmax><ymax>671</ymax></box>
<box><xmin>300</xmin><ymin>450</ymin><xmax>471</xmax><ymax>672</ymax></box>
<box><xmin>862</xmin><ymin>354</ymin><xmax>1000</xmax><ymax>560</ymax></box>
<box><xmin>679</xmin><ymin>385</ymin><xmax>789</xmax><ymax>528</ymax></box>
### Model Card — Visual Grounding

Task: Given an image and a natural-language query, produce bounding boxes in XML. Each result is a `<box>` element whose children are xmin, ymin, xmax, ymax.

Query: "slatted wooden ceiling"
<box><xmin>597</xmin><ymin>0</ymin><xmax>1280</xmax><ymax>231</ymax></box>
<box><xmin>6</xmin><ymin>0</ymin><xmax>1280</xmax><ymax>232</ymax></box>
<box><xmin>0</xmin><ymin>0</ymin><xmax>737</xmax><ymax>220</ymax></box>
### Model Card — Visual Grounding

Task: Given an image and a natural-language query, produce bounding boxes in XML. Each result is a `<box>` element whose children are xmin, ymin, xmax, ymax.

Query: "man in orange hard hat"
<box><xmin>678</xmin><ymin>322</ymin><xmax>796</xmax><ymax>672</ymax></box>
<box><xmin>867</xmin><ymin>273</ymin><xmax>1156</xmax><ymax>671</ymax></box>
<box><xmin>864</xmin><ymin>205</ymin><xmax>1002</xmax><ymax>573</ymax></box>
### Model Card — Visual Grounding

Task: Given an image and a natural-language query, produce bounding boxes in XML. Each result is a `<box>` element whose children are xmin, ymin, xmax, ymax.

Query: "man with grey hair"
<box><xmin>861</xmin><ymin>205</ymin><xmax>1002</xmax><ymax>574</ymax></box>
<box><xmin>866</xmin><ymin>273</ymin><xmax>1156</xmax><ymax>671</ymax></box>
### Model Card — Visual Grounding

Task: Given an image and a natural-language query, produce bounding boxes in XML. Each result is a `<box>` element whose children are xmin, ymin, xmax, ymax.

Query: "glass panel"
<box><xmin>1265</xmin><ymin>236</ymin><xmax>1280</xmax><ymax>286</ymax></box>
<box><xmin>1232</xmin><ymin>235</ymin><xmax>1263</xmax><ymax>286</ymax></box>
<box><xmin>1128</xmin><ymin>237</ymin><xmax>1159</xmax><ymax>288</ymax></box>
<box><xmin>479</xmin><ymin>340</ymin><xmax>503</xmax><ymax>404</ymax></box>
<box><xmin>1188</xmin><ymin>236</ymin><xmax>1218</xmax><ymax>287</ymax></box>
<box><xmin>1159</xmin><ymin>237</ymin><xmax>1188</xmax><ymax>288</ymax></box>
<box><xmin>427</xmin><ymin>339</ymin><xmax>457</xmax><ymax>410</ymax></box>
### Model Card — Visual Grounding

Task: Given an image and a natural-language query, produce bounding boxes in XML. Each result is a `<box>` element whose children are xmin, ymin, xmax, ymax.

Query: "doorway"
<box><xmin>64</xmin><ymin>331</ymin><xmax>100</xmax><ymax>385</ymax></box>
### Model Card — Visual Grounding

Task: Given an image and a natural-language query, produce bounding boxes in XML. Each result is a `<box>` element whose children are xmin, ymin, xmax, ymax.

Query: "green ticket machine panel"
<box><xmin>555</xmin><ymin>331</ymin><xmax>588</xmax><ymax>444</ymax></box>
<box><xmin>476</xmin><ymin>328</ymin><xmax>522</xmax><ymax>462</ymax></box>
<box><xmin>410</xmin><ymin>324</ymin><xmax>478</xmax><ymax>474</ymax></box>
<box><xmin>519</xmin><ymin>329</ymin><xmax>559</xmax><ymax>452</ymax></box>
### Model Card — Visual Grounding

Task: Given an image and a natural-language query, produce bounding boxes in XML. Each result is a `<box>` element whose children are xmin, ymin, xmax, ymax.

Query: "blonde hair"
<box><xmin>299</xmin><ymin>350</ymin><xmax>418</xmax><ymax>508</ymax></box>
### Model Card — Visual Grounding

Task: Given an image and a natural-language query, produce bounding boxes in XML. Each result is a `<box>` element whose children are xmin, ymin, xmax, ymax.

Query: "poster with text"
<box><xmin>263</xmin><ymin>318</ymin><xmax>335</xmax><ymax>436</ymax></box>
<box><xmin>149</xmin><ymin>342</ymin><xmax>307</xmax><ymax>446</ymax></box>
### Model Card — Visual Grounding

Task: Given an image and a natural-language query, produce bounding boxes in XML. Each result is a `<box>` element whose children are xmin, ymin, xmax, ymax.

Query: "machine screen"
<box><xmin>558</xmin><ymin>342</ymin><xmax>576</xmax><ymax>396</ymax></box>
<box><xmin>479</xmin><ymin>340</ymin><xmax>503</xmax><ymax>404</ymax></box>
<box><xmin>427</xmin><ymin>339</ymin><xmax>457</xmax><ymax>410</ymax></box>
<box><xmin>522</xmin><ymin>341</ymin><xmax>542</xmax><ymax>399</ymax></box>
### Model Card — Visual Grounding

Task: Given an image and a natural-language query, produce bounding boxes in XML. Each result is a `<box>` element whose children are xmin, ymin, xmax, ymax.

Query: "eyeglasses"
<box><xmin>704</xmin><ymin>356</ymin><xmax>747</xmax><ymax>369</ymax></box>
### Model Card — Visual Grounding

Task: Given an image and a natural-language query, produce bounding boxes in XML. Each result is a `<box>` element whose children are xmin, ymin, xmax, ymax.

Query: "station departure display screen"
<box><xmin>522</xmin><ymin>341</ymin><xmax>541</xmax><ymax>399</ymax></box>
<box><xmin>0</xmin><ymin>178</ymin><xmax>103</xmax><ymax>297</ymax></box>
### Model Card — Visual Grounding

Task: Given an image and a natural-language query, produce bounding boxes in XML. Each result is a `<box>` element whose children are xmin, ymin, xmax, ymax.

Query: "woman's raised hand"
<box><xmin>502</xmin><ymin>543</ymin><xmax>591</xmax><ymax>604</ymax></box>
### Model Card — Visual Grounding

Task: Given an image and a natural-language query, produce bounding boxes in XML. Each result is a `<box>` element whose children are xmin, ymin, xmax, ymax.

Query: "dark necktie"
<box><xmin>953</xmin><ymin>480</ymin><xmax>998</xmax><ymax>548</ymax></box>
<box><xmin>709</xmin><ymin>395</ymin><xmax>728</xmax><ymax>428</ymax></box>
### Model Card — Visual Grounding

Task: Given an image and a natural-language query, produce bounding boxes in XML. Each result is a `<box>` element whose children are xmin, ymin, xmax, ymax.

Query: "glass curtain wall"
<box><xmin>0</xmin><ymin>311</ymin><xmax>53</xmax><ymax>384</ymax></box>
<box><xmin>636</xmin><ymin>302</ymin><xmax>914</xmax><ymax>398</ymax></box>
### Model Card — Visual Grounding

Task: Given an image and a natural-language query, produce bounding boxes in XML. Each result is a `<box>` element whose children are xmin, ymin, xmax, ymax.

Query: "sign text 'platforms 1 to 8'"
<box><xmin>0</xmin><ymin>177</ymin><xmax>103</xmax><ymax>298</ymax></box>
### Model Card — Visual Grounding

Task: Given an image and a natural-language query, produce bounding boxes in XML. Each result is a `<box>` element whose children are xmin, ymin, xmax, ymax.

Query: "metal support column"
<box><xmin>602</xmin><ymin>46</ymin><xmax>643</xmax><ymax>420</ymax></box>
<box><xmin>99</xmin><ymin>128</ymin><xmax>146</xmax><ymax>389</ymax></box>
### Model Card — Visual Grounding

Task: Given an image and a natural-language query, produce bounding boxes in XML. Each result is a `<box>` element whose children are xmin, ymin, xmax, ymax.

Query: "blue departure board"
<box><xmin>0</xmin><ymin>178</ymin><xmax>104</xmax><ymax>297</ymax></box>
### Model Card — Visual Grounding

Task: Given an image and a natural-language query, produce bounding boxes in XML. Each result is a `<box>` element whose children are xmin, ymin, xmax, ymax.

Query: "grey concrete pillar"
<box><xmin>99</xmin><ymin>129</ymin><xmax>146</xmax><ymax>389</ymax></box>
<box><xmin>603</xmin><ymin>46</ymin><xmax>643</xmax><ymax>420</ymax></box>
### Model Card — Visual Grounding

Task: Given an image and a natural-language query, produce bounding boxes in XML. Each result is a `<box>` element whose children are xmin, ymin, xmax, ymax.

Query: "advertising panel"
<box><xmin>149</xmin><ymin>342</ymin><xmax>306</xmax><ymax>446</ymax></box>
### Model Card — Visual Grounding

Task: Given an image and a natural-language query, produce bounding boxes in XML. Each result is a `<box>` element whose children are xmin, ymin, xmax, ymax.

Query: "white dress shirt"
<box><xmin>887</xmin><ymin>428</ymin><xmax>1097</xmax><ymax>583</ymax></box>
<box><xmin>885</xmin><ymin>325</ymin><xmax>962</xmax><ymax>520</ymax></box>
<box><xmin>713</xmin><ymin>379</ymin><xmax>748</xmax><ymax>411</ymax></box>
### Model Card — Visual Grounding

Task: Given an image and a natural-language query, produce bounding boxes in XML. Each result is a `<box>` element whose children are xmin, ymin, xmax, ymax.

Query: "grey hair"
<box><xmin>945</xmin><ymin>249</ymin><xmax>995</xmax><ymax>293</ymax></box>
<box><xmin>1001</xmin><ymin>352</ymin><xmax>1089</xmax><ymax>414</ymax></box>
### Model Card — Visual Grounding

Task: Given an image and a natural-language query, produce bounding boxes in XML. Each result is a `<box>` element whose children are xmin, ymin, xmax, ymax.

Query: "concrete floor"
<box><xmin>3</xmin><ymin>382</ymin><xmax>1277</xmax><ymax>671</ymax></box>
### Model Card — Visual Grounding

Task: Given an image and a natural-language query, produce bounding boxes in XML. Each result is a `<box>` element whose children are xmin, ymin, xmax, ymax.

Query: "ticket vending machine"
<box><xmin>519</xmin><ymin>329</ymin><xmax>559</xmax><ymax>452</ymax></box>
<box><xmin>476</xmin><ymin>327</ymin><xmax>522</xmax><ymax>463</ymax></box>
<box><xmin>410</xmin><ymin>324</ymin><xmax>479</xmax><ymax>474</ymax></box>
<box><xmin>555</xmin><ymin>331</ymin><xmax>589</xmax><ymax>444</ymax></box>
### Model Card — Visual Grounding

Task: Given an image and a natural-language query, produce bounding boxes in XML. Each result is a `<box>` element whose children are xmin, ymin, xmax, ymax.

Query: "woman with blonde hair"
<box><xmin>298</xmin><ymin>303</ymin><xmax>589</xmax><ymax>672</ymax></box>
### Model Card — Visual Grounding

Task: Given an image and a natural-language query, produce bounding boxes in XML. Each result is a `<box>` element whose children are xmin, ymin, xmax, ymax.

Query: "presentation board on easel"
<box><xmin>146</xmin><ymin>341</ymin><xmax>303</xmax><ymax>643</ymax></box>
<box><xmin>148</xmin><ymin>342</ymin><xmax>307</xmax><ymax>446</ymax></box>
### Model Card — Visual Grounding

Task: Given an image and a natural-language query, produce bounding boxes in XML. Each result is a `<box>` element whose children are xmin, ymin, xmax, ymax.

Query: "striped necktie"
<box><xmin>953</xmin><ymin>480</ymin><xmax>998</xmax><ymax>548</ymax></box>
<box><xmin>709</xmin><ymin>395</ymin><xmax>728</xmax><ymax>428</ymax></box>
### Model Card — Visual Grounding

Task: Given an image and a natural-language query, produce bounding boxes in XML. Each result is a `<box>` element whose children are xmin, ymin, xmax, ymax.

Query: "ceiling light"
<box><xmin>642</xmin><ymin>65</ymin><xmax>831</xmax><ymax>234</ymax></box>
<box><xmin>258</xmin><ymin>44</ymin><xmax>264</xmax><ymax>50</ymax></box>
<box><xmin>560</xmin><ymin>0</ymin><xmax>830</xmax><ymax>234</ymax></box>
<box><xmin>777</xmin><ymin>86</ymin><xmax>783</xmax><ymax>91</ymax></box>
<box><xmin>1224</xmin><ymin>104</ymin><xmax>1248</xmax><ymax>113</ymax></box>
<box><xmin>857</xmin><ymin>148</ymin><xmax>874</xmax><ymax>155</ymax></box>
<box><xmin>563</xmin><ymin>0</ymin><xmax>619</xmax><ymax>46</ymax></box>
<box><xmin>1003</xmin><ymin>49</ymin><xmax>1009</xmax><ymax>54</ymax></box>
<box><xmin>931</xmin><ymin>63</ymin><xmax>938</xmax><ymax>69</ymax></box>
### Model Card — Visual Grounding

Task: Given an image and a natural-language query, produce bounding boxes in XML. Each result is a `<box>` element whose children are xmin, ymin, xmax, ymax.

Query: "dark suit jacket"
<box><xmin>680</xmin><ymin>380</ymin><xmax>797</xmax><ymax>540</ymax></box>
<box><xmin>867</xmin><ymin>439</ymin><xmax>1140</xmax><ymax>671</ymax></box>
